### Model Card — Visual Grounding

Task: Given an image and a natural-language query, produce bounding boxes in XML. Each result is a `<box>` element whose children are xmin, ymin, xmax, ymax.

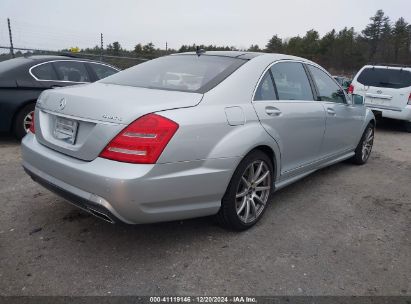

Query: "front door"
<box><xmin>306</xmin><ymin>64</ymin><xmax>365</xmax><ymax>157</ymax></box>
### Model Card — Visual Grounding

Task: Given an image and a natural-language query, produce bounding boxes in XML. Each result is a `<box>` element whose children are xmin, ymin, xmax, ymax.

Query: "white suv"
<box><xmin>350</xmin><ymin>65</ymin><xmax>411</xmax><ymax>131</ymax></box>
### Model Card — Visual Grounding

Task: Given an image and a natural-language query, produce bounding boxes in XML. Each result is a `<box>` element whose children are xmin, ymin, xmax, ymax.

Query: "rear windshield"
<box><xmin>357</xmin><ymin>68</ymin><xmax>411</xmax><ymax>89</ymax></box>
<box><xmin>100</xmin><ymin>55</ymin><xmax>246</xmax><ymax>93</ymax></box>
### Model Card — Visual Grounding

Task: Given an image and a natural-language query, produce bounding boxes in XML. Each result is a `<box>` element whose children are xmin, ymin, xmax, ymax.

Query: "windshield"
<box><xmin>100</xmin><ymin>55</ymin><xmax>247</xmax><ymax>93</ymax></box>
<box><xmin>357</xmin><ymin>67</ymin><xmax>411</xmax><ymax>89</ymax></box>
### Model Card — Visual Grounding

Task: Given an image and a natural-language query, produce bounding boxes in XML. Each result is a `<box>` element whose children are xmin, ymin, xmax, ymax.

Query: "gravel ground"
<box><xmin>0</xmin><ymin>119</ymin><xmax>410</xmax><ymax>296</ymax></box>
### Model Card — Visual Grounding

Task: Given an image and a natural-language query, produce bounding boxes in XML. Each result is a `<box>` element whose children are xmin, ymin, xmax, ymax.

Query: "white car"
<box><xmin>350</xmin><ymin>64</ymin><xmax>411</xmax><ymax>131</ymax></box>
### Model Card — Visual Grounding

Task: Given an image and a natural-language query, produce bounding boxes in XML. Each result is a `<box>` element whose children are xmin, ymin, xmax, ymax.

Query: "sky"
<box><xmin>0</xmin><ymin>0</ymin><xmax>410</xmax><ymax>52</ymax></box>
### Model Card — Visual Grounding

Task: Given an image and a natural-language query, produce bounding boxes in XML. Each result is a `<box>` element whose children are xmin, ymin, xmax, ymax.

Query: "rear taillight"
<box><xmin>100</xmin><ymin>114</ymin><xmax>179</xmax><ymax>164</ymax></box>
<box><xmin>29</xmin><ymin>113</ymin><xmax>35</xmax><ymax>134</ymax></box>
<box><xmin>408</xmin><ymin>93</ymin><xmax>411</xmax><ymax>105</ymax></box>
<box><xmin>348</xmin><ymin>84</ymin><xmax>354</xmax><ymax>94</ymax></box>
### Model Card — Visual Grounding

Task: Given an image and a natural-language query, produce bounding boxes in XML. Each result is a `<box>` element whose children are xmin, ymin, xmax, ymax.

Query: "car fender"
<box><xmin>157</xmin><ymin>104</ymin><xmax>281</xmax><ymax>180</ymax></box>
<box><xmin>362</xmin><ymin>108</ymin><xmax>376</xmax><ymax>132</ymax></box>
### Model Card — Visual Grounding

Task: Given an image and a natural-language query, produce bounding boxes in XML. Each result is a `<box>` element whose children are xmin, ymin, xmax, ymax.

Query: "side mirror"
<box><xmin>347</xmin><ymin>94</ymin><xmax>364</xmax><ymax>105</ymax></box>
<box><xmin>352</xmin><ymin>94</ymin><xmax>365</xmax><ymax>105</ymax></box>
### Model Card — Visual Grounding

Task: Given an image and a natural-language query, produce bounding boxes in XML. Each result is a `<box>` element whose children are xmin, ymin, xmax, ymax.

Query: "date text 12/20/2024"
<box><xmin>149</xmin><ymin>297</ymin><xmax>257</xmax><ymax>303</ymax></box>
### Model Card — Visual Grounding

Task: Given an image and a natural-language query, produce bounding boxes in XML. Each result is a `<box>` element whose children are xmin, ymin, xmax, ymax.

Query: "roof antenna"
<box><xmin>196</xmin><ymin>46</ymin><xmax>205</xmax><ymax>57</ymax></box>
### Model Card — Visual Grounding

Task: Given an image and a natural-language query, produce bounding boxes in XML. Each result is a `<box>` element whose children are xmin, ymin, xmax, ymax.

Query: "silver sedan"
<box><xmin>21</xmin><ymin>51</ymin><xmax>375</xmax><ymax>230</ymax></box>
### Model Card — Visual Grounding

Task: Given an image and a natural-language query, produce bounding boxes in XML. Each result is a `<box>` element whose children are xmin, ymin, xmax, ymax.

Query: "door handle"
<box><xmin>326</xmin><ymin>108</ymin><xmax>336</xmax><ymax>116</ymax></box>
<box><xmin>265</xmin><ymin>106</ymin><xmax>282</xmax><ymax>116</ymax></box>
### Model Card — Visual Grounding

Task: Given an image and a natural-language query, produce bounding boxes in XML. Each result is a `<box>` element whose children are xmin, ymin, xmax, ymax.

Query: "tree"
<box><xmin>318</xmin><ymin>30</ymin><xmax>336</xmax><ymax>68</ymax></box>
<box><xmin>265</xmin><ymin>35</ymin><xmax>283</xmax><ymax>53</ymax></box>
<box><xmin>301</xmin><ymin>30</ymin><xmax>320</xmax><ymax>60</ymax></box>
<box><xmin>247</xmin><ymin>44</ymin><xmax>261</xmax><ymax>52</ymax></box>
<box><xmin>134</xmin><ymin>43</ymin><xmax>143</xmax><ymax>54</ymax></box>
<box><xmin>285</xmin><ymin>36</ymin><xmax>303</xmax><ymax>56</ymax></box>
<box><xmin>362</xmin><ymin>10</ymin><xmax>390</xmax><ymax>61</ymax></box>
<box><xmin>392</xmin><ymin>17</ymin><xmax>409</xmax><ymax>62</ymax></box>
<box><xmin>142</xmin><ymin>42</ymin><xmax>155</xmax><ymax>55</ymax></box>
<box><xmin>106</xmin><ymin>41</ymin><xmax>122</xmax><ymax>56</ymax></box>
<box><xmin>112</xmin><ymin>41</ymin><xmax>122</xmax><ymax>56</ymax></box>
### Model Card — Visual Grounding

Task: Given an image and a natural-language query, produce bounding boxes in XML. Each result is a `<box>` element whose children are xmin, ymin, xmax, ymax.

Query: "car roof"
<box><xmin>362</xmin><ymin>64</ymin><xmax>411</xmax><ymax>71</ymax></box>
<box><xmin>173</xmin><ymin>51</ymin><xmax>317</xmax><ymax>64</ymax></box>
<box><xmin>24</xmin><ymin>55</ymin><xmax>92</xmax><ymax>62</ymax></box>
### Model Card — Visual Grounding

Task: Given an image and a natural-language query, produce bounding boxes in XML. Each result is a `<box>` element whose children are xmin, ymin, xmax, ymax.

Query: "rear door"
<box><xmin>355</xmin><ymin>67</ymin><xmax>411</xmax><ymax>111</ymax></box>
<box><xmin>252</xmin><ymin>61</ymin><xmax>326</xmax><ymax>174</ymax></box>
<box><xmin>306</xmin><ymin>64</ymin><xmax>365</xmax><ymax>156</ymax></box>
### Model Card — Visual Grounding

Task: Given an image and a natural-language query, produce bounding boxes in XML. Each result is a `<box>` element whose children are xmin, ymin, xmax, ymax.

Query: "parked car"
<box><xmin>350</xmin><ymin>64</ymin><xmax>411</xmax><ymax>132</ymax></box>
<box><xmin>333</xmin><ymin>76</ymin><xmax>351</xmax><ymax>92</ymax></box>
<box><xmin>21</xmin><ymin>52</ymin><xmax>375</xmax><ymax>230</ymax></box>
<box><xmin>0</xmin><ymin>55</ymin><xmax>119</xmax><ymax>139</ymax></box>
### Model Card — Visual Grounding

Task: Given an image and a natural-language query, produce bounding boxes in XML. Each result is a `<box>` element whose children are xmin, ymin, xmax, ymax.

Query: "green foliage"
<box><xmin>247</xmin><ymin>44</ymin><xmax>261</xmax><ymax>52</ymax></box>
<box><xmin>265</xmin><ymin>35</ymin><xmax>283</xmax><ymax>53</ymax></box>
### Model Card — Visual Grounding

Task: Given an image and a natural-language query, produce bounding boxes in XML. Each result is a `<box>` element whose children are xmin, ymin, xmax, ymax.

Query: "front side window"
<box><xmin>53</xmin><ymin>61</ymin><xmax>90</xmax><ymax>82</ymax></box>
<box><xmin>89</xmin><ymin>63</ymin><xmax>118</xmax><ymax>80</ymax></box>
<box><xmin>100</xmin><ymin>55</ymin><xmax>246</xmax><ymax>93</ymax></box>
<box><xmin>254</xmin><ymin>71</ymin><xmax>277</xmax><ymax>101</ymax></box>
<box><xmin>31</xmin><ymin>62</ymin><xmax>58</xmax><ymax>80</ymax></box>
<box><xmin>308</xmin><ymin>65</ymin><xmax>346</xmax><ymax>103</ymax></box>
<box><xmin>270</xmin><ymin>62</ymin><xmax>314</xmax><ymax>101</ymax></box>
<box><xmin>357</xmin><ymin>68</ymin><xmax>411</xmax><ymax>89</ymax></box>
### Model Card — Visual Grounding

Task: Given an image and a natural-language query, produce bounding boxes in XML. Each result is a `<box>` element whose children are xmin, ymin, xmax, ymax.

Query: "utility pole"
<box><xmin>7</xmin><ymin>18</ymin><xmax>14</xmax><ymax>58</ymax></box>
<box><xmin>100</xmin><ymin>33</ymin><xmax>103</xmax><ymax>61</ymax></box>
<box><xmin>166</xmin><ymin>42</ymin><xmax>168</xmax><ymax>53</ymax></box>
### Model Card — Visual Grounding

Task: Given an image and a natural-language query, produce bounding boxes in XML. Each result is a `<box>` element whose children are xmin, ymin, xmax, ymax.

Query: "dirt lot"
<box><xmin>0</xmin><ymin>120</ymin><xmax>410</xmax><ymax>296</ymax></box>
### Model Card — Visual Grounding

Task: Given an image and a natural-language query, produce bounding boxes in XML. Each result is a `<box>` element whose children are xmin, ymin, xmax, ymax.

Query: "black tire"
<box><xmin>351</xmin><ymin>123</ymin><xmax>375</xmax><ymax>165</ymax></box>
<box><xmin>214</xmin><ymin>150</ymin><xmax>274</xmax><ymax>231</ymax></box>
<box><xmin>404</xmin><ymin>121</ymin><xmax>411</xmax><ymax>133</ymax></box>
<box><xmin>13</xmin><ymin>103</ymin><xmax>35</xmax><ymax>140</ymax></box>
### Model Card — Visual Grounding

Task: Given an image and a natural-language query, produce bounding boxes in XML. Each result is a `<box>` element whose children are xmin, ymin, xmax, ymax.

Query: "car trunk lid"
<box><xmin>35</xmin><ymin>82</ymin><xmax>203</xmax><ymax>161</ymax></box>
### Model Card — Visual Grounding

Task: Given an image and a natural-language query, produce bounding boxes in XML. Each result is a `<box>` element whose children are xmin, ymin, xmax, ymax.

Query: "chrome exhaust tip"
<box><xmin>87</xmin><ymin>208</ymin><xmax>115</xmax><ymax>224</ymax></box>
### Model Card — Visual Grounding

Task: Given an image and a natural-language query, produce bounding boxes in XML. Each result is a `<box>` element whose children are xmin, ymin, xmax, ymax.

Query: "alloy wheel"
<box><xmin>362</xmin><ymin>127</ymin><xmax>374</xmax><ymax>161</ymax></box>
<box><xmin>23</xmin><ymin>111</ymin><xmax>34</xmax><ymax>133</ymax></box>
<box><xmin>235</xmin><ymin>160</ymin><xmax>271</xmax><ymax>223</ymax></box>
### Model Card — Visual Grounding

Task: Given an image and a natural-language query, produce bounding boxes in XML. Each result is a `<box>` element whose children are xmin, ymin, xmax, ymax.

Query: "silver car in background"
<box><xmin>21</xmin><ymin>51</ymin><xmax>375</xmax><ymax>230</ymax></box>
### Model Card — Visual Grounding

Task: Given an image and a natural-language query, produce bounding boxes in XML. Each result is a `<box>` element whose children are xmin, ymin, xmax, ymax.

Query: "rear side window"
<box><xmin>31</xmin><ymin>63</ymin><xmax>58</xmax><ymax>80</ymax></box>
<box><xmin>357</xmin><ymin>68</ymin><xmax>411</xmax><ymax>89</ymax></box>
<box><xmin>89</xmin><ymin>63</ymin><xmax>118</xmax><ymax>80</ymax></box>
<box><xmin>100</xmin><ymin>55</ymin><xmax>246</xmax><ymax>93</ymax></box>
<box><xmin>53</xmin><ymin>61</ymin><xmax>90</xmax><ymax>82</ymax></box>
<box><xmin>270</xmin><ymin>62</ymin><xmax>314</xmax><ymax>101</ymax></box>
<box><xmin>308</xmin><ymin>65</ymin><xmax>346</xmax><ymax>104</ymax></box>
<box><xmin>254</xmin><ymin>71</ymin><xmax>277</xmax><ymax>101</ymax></box>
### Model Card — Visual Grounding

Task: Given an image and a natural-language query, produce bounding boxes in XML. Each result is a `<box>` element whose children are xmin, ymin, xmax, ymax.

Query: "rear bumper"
<box><xmin>366</xmin><ymin>104</ymin><xmax>411</xmax><ymax>122</ymax></box>
<box><xmin>21</xmin><ymin>133</ymin><xmax>239</xmax><ymax>224</ymax></box>
<box><xmin>24</xmin><ymin>165</ymin><xmax>123</xmax><ymax>224</ymax></box>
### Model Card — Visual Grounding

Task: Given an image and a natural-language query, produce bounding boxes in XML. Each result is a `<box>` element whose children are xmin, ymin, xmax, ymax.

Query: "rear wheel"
<box><xmin>215</xmin><ymin>150</ymin><xmax>273</xmax><ymax>231</ymax></box>
<box><xmin>404</xmin><ymin>121</ymin><xmax>411</xmax><ymax>133</ymax></box>
<box><xmin>13</xmin><ymin>103</ymin><xmax>35</xmax><ymax>140</ymax></box>
<box><xmin>351</xmin><ymin>123</ymin><xmax>374</xmax><ymax>165</ymax></box>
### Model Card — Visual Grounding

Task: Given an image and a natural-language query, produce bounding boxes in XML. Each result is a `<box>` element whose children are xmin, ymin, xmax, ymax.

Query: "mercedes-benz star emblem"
<box><xmin>59</xmin><ymin>98</ymin><xmax>66</xmax><ymax>110</ymax></box>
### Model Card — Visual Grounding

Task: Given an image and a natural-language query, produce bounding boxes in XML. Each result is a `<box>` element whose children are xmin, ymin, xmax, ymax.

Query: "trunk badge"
<box><xmin>59</xmin><ymin>98</ymin><xmax>66</xmax><ymax>110</ymax></box>
<box><xmin>377</xmin><ymin>90</ymin><xmax>383</xmax><ymax>94</ymax></box>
